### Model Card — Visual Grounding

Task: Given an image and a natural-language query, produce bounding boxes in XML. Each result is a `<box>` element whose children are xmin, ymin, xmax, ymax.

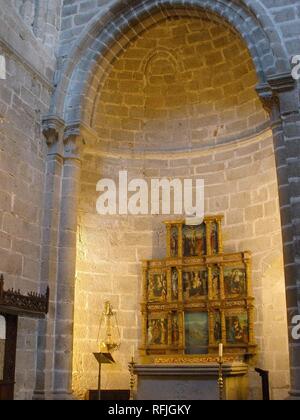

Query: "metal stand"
<box><xmin>255</xmin><ymin>368</ymin><xmax>270</xmax><ymax>401</ymax></box>
<box><xmin>97</xmin><ymin>362</ymin><xmax>102</xmax><ymax>401</ymax></box>
<box><xmin>93</xmin><ymin>352</ymin><xmax>115</xmax><ymax>401</ymax></box>
<box><xmin>218</xmin><ymin>356</ymin><xmax>224</xmax><ymax>401</ymax></box>
<box><xmin>128</xmin><ymin>357</ymin><xmax>136</xmax><ymax>400</ymax></box>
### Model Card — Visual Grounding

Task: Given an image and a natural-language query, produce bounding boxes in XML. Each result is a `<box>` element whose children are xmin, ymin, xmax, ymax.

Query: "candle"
<box><xmin>219</xmin><ymin>343</ymin><xmax>223</xmax><ymax>359</ymax></box>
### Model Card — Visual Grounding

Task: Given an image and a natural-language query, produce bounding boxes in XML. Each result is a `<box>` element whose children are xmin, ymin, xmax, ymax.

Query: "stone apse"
<box><xmin>34</xmin><ymin>0</ymin><xmax>300</xmax><ymax>400</ymax></box>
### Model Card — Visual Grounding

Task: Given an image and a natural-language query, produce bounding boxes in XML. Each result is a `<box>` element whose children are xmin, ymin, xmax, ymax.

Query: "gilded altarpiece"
<box><xmin>141</xmin><ymin>216</ymin><xmax>256</xmax><ymax>361</ymax></box>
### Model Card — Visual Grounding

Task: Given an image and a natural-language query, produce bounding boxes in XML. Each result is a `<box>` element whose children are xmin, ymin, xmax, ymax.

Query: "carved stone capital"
<box><xmin>42</xmin><ymin>115</ymin><xmax>65</xmax><ymax>146</ymax></box>
<box><xmin>256</xmin><ymin>83</ymin><xmax>279</xmax><ymax>114</ymax></box>
<box><xmin>63</xmin><ymin>123</ymin><xmax>85</xmax><ymax>160</ymax></box>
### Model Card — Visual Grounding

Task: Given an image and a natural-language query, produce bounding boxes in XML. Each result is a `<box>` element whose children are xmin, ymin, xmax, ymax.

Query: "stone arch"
<box><xmin>39</xmin><ymin>0</ymin><xmax>300</xmax><ymax>400</ymax></box>
<box><xmin>51</xmin><ymin>0</ymin><xmax>289</xmax><ymax>128</ymax></box>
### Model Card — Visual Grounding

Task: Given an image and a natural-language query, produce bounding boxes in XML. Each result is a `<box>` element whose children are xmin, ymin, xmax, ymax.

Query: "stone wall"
<box><xmin>91</xmin><ymin>18</ymin><xmax>268</xmax><ymax>152</ymax></box>
<box><xmin>12</xmin><ymin>0</ymin><xmax>62</xmax><ymax>53</ymax></box>
<box><xmin>73</xmin><ymin>17</ymin><xmax>289</xmax><ymax>400</ymax></box>
<box><xmin>0</xmin><ymin>1</ymin><xmax>58</xmax><ymax>400</ymax></box>
<box><xmin>59</xmin><ymin>0</ymin><xmax>300</xmax><ymax>60</ymax></box>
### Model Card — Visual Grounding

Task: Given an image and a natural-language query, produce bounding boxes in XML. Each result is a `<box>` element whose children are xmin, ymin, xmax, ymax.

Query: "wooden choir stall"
<box><xmin>0</xmin><ymin>275</ymin><xmax>49</xmax><ymax>400</ymax></box>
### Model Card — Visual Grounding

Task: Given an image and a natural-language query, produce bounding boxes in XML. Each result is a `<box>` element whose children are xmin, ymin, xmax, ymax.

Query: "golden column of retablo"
<box><xmin>141</xmin><ymin>264</ymin><xmax>148</xmax><ymax>354</ymax></box>
<box><xmin>206</xmin><ymin>221</ymin><xmax>212</xmax><ymax>255</ymax></box>
<box><xmin>168</xmin><ymin>312</ymin><xmax>172</xmax><ymax>347</ymax></box>
<box><xmin>178</xmin><ymin>223</ymin><xmax>183</xmax><ymax>258</ymax></box>
<box><xmin>219</xmin><ymin>265</ymin><xmax>225</xmax><ymax>300</ymax></box>
<box><xmin>208</xmin><ymin>266</ymin><xmax>213</xmax><ymax>301</ymax></box>
<box><xmin>208</xmin><ymin>310</ymin><xmax>215</xmax><ymax>348</ymax></box>
<box><xmin>166</xmin><ymin>224</ymin><xmax>171</xmax><ymax>258</ymax></box>
<box><xmin>219</xmin><ymin>265</ymin><xmax>227</xmax><ymax>346</ymax></box>
<box><xmin>178</xmin><ymin>267</ymin><xmax>183</xmax><ymax>303</ymax></box>
<box><xmin>245</xmin><ymin>254</ymin><xmax>255</xmax><ymax>346</ymax></box>
<box><xmin>178</xmin><ymin>310</ymin><xmax>185</xmax><ymax>354</ymax></box>
<box><xmin>221</xmin><ymin>310</ymin><xmax>227</xmax><ymax>347</ymax></box>
<box><xmin>217</xmin><ymin>217</ymin><xmax>223</xmax><ymax>254</ymax></box>
<box><xmin>167</xmin><ymin>268</ymin><xmax>172</xmax><ymax>303</ymax></box>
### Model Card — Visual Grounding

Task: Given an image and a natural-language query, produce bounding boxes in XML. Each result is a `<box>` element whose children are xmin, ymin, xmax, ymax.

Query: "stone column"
<box><xmin>258</xmin><ymin>74</ymin><xmax>300</xmax><ymax>399</ymax></box>
<box><xmin>34</xmin><ymin>115</ymin><xmax>65</xmax><ymax>400</ymax></box>
<box><xmin>52</xmin><ymin>126</ymin><xmax>83</xmax><ymax>399</ymax></box>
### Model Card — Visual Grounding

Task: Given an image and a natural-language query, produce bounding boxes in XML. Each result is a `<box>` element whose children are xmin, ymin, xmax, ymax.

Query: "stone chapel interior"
<box><xmin>0</xmin><ymin>0</ymin><xmax>299</xmax><ymax>401</ymax></box>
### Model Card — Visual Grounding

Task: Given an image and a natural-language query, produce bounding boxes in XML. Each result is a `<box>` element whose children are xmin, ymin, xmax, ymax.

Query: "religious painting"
<box><xmin>210</xmin><ymin>221</ymin><xmax>219</xmax><ymax>255</ymax></box>
<box><xmin>213</xmin><ymin>311</ymin><xmax>222</xmax><ymax>343</ymax></box>
<box><xmin>183</xmin><ymin>269</ymin><xmax>208</xmax><ymax>300</ymax></box>
<box><xmin>171</xmin><ymin>313</ymin><xmax>179</xmax><ymax>346</ymax></box>
<box><xmin>171</xmin><ymin>268</ymin><xmax>178</xmax><ymax>300</ymax></box>
<box><xmin>148</xmin><ymin>271</ymin><xmax>167</xmax><ymax>302</ymax></box>
<box><xmin>170</xmin><ymin>226</ymin><xmax>179</xmax><ymax>257</ymax></box>
<box><xmin>185</xmin><ymin>312</ymin><xmax>208</xmax><ymax>354</ymax></box>
<box><xmin>183</xmin><ymin>224</ymin><xmax>206</xmax><ymax>257</ymax></box>
<box><xmin>224</xmin><ymin>266</ymin><xmax>247</xmax><ymax>297</ymax></box>
<box><xmin>226</xmin><ymin>312</ymin><xmax>249</xmax><ymax>345</ymax></box>
<box><xmin>211</xmin><ymin>266</ymin><xmax>220</xmax><ymax>299</ymax></box>
<box><xmin>148</xmin><ymin>316</ymin><xmax>168</xmax><ymax>346</ymax></box>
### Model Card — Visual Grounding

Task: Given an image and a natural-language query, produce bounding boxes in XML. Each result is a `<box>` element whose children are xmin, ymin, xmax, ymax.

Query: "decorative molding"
<box><xmin>267</xmin><ymin>72</ymin><xmax>296</xmax><ymax>93</ymax></box>
<box><xmin>134</xmin><ymin>362</ymin><xmax>248</xmax><ymax>374</ymax></box>
<box><xmin>0</xmin><ymin>275</ymin><xmax>49</xmax><ymax>318</ymax></box>
<box><xmin>84</xmin><ymin>127</ymin><xmax>273</xmax><ymax>161</ymax></box>
<box><xmin>64</xmin><ymin>122</ymin><xmax>85</xmax><ymax>160</ymax></box>
<box><xmin>42</xmin><ymin>114</ymin><xmax>65</xmax><ymax>146</ymax></box>
<box><xmin>142</xmin><ymin>48</ymin><xmax>185</xmax><ymax>86</ymax></box>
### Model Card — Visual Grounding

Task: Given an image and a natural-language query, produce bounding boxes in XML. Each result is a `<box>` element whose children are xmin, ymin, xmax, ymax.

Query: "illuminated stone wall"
<box><xmin>73</xmin><ymin>18</ymin><xmax>289</xmax><ymax>400</ymax></box>
<box><xmin>0</xmin><ymin>0</ymin><xmax>60</xmax><ymax>401</ymax></box>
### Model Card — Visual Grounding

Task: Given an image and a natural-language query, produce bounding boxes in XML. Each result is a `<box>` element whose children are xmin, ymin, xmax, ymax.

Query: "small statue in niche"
<box><xmin>214</xmin><ymin>315</ymin><xmax>222</xmax><ymax>342</ymax></box>
<box><xmin>190</xmin><ymin>271</ymin><xmax>207</xmax><ymax>297</ymax></box>
<box><xmin>172</xmin><ymin>269</ymin><xmax>178</xmax><ymax>300</ymax></box>
<box><xmin>183</xmin><ymin>272</ymin><xmax>191</xmax><ymax>300</ymax></box>
<box><xmin>172</xmin><ymin>316</ymin><xmax>179</xmax><ymax>345</ymax></box>
<box><xmin>190</xmin><ymin>230</ymin><xmax>197</xmax><ymax>256</ymax></box>
<box><xmin>211</xmin><ymin>222</ymin><xmax>218</xmax><ymax>254</ymax></box>
<box><xmin>162</xmin><ymin>273</ymin><xmax>167</xmax><ymax>301</ymax></box>
<box><xmin>170</xmin><ymin>227</ymin><xmax>178</xmax><ymax>257</ymax></box>
<box><xmin>212</xmin><ymin>268</ymin><xmax>220</xmax><ymax>299</ymax></box>
<box><xmin>161</xmin><ymin>319</ymin><xmax>167</xmax><ymax>345</ymax></box>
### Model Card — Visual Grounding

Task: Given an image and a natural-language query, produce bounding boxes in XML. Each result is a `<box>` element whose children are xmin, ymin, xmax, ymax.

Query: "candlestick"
<box><xmin>128</xmin><ymin>357</ymin><xmax>136</xmax><ymax>401</ymax></box>
<box><xmin>219</xmin><ymin>343</ymin><xmax>223</xmax><ymax>359</ymax></box>
<box><xmin>218</xmin><ymin>345</ymin><xmax>224</xmax><ymax>401</ymax></box>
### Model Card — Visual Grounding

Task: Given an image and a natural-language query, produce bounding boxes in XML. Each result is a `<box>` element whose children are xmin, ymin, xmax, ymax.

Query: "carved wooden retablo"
<box><xmin>140</xmin><ymin>216</ymin><xmax>256</xmax><ymax>361</ymax></box>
